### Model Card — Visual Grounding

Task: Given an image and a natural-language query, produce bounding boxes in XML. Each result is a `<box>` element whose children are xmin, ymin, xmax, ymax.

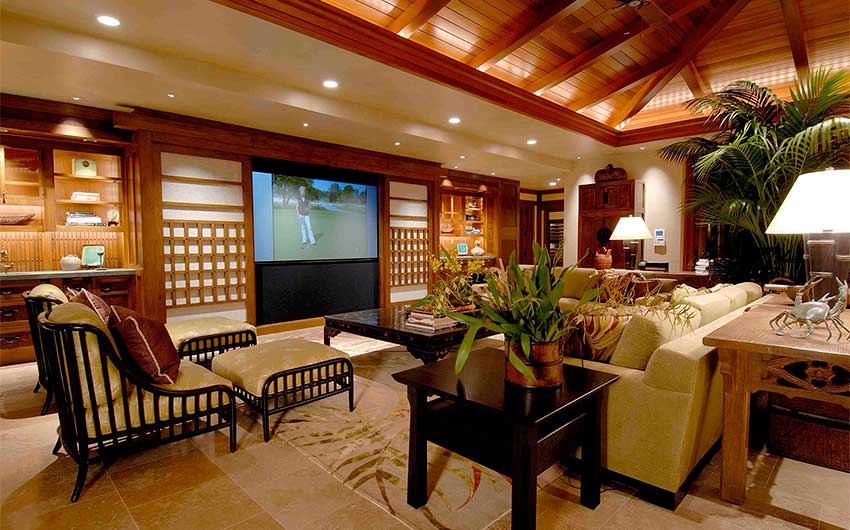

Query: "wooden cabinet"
<box><xmin>577</xmin><ymin>180</ymin><xmax>644</xmax><ymax>269</ymax></box>
<box><xmin>0</xmin><ymin>273</ymin><xmax>136</xmax><ymax>365</ymax></box>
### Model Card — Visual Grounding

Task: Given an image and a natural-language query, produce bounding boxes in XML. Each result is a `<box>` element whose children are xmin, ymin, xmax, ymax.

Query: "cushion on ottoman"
<box><xmin>211</xmin><ymin>339</ymin><xmax>350</xmax><ymax>396</ymax></box>
<box><xmin>166</xmin><ymin>317</ymin><xmax>256</xmax><ymax>349</ymax></box>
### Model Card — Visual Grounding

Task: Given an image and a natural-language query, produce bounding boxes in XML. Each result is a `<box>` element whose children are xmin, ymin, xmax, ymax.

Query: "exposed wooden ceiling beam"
<box><xmin>468</xmin><ymin>0</ymin><xmax>591</xmax><ymax>71</ymax></box>
<box><xmin>681</xmin><ymin>61</ymin><xmax>712</xmax><ymax>97</ymax></box>
<box><xmin>606</xmin><ymin>0</ymin><xmax>752</xmax><ymax>126</ymax></box>
<box><xmin>387</xmin><ymin>0</ymin><xmax>452</xmax><ymax>38</ymax></box>
<box><xmin>778</xmin><ymin>0</ymin><xmax>810</xmax><ymax>81</ymax></box>
<box><xmin>569</xmin><ymin>53</ymin><xmax>675</xmax><ymax>110</ymax></box>
<box><xmin>528</xmin><ymin>0</ymin><xmax>713</xmax><ymax>95</ymax></box>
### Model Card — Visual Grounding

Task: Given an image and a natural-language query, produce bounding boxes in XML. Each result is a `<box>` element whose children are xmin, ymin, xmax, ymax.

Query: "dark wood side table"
<box><xmin>703</xmin><ymin>298</ymin><xmax>850</xmax><ymax>504</ymax></box>
<box><xmin>324</xmin><ymin>306</ymin><xmax>495</xmax><ymax>364</ymax></box>
<box><xmin>392</xmin><ymin>347</ymin><xmax>619</xmax><ymax>530</ymax></box>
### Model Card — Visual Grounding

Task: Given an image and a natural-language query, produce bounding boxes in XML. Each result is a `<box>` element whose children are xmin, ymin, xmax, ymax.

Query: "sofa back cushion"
<box><xmin>714</xmin><ymin>285</ymin><xmax>748</xmax><ymax>311</ymax></box>
<box><xmin>609</xmin><ymin>306</ymin><xmax>702</xmax><ymax>370</ymax></box>
<box><xmin>735</xmin><ymin>282</ymin><xmax>763</xmax><ymax>304</ymax></box>
<box><xmin>110</xmin><ymin>306</ymin><xmax>180</xmax><ymax>385</ymax></box>
<box><xmin>561</xmin><ymin>268</ymin><xmax>599</xmax><ymax>299</ymax></box>
<box><xmin>683</xmin><ymin>292</ymin><xmax>732</xmax><ymax>325</ymax></box>
<box><xmin>46</xmin><ymin>302</ymin><xmax>124</xmax><ymax>408</ymax></box>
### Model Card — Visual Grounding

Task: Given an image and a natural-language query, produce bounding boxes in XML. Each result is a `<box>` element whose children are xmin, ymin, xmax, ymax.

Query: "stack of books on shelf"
<box><xmin>404</xmin><ymin>310</ymin><xmax>460</xmax><ymax>331</ymax></box>
<box><xmin>65</xmin><ymin>211</ymin><xmax>105</xmax><ymax>226</ymax></box>
<box><xmin>694</xmin><ymin>258</ymin><xmax>712</xmax><ymax>276</ymax></box>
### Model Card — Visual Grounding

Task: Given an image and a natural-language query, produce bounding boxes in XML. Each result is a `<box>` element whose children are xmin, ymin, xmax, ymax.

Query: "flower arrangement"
<box><xmin>411</xmin><ymin>247</ymin><xmax>485</xmax><ymax>317</ymax></box>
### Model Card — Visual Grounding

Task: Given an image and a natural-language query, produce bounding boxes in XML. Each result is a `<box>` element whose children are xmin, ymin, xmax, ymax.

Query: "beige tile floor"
<box><xmin>1</xmin><ymin>327</ymin><xmax>848</xmax><ymax>530</ymax></box>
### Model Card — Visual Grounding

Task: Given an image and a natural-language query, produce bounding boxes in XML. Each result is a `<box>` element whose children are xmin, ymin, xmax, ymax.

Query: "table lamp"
<box><xmin>610</xmin><ymin>215</ymin><xmax>652</xmax><ymax>270</ymax></box>
<box><xmin>766</xmin><ymin>168</ymin><xmax>850</xmax><ymax>300</ymax></box>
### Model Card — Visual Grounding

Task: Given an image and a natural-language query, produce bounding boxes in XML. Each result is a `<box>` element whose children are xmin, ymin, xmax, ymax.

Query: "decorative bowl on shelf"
<box><xmin>0</xmin><ymin>212</ymin><xmax>36</xmax><ymax>225</ymax></box>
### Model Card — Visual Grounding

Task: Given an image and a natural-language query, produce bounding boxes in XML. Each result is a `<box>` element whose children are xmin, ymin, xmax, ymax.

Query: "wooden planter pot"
<box><xmin>504</xmin><ymin>339</ymin><xmax>563</xmax><ymax>388</ymax></box>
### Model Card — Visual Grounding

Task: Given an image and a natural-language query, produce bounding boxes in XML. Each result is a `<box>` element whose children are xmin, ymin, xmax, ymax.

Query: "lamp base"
<box><xmin>805</xmin><ymin>233</ymin><xmax>850</xmax><ymax>299</ymax></box>
<box><xmin>622</xmin><ymin>241</ymin><xmax>640</xmax><ymax>271</ymax></box>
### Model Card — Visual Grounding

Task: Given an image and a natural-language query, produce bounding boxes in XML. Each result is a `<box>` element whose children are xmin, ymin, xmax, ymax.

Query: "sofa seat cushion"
<box><xmin>609</xmin><ymin>306</ymin><xmax>702</xmax><ymax>370</ymax></box>
<box><xmin>683</xmin><ymin>292</ymin><xmax>732</xmax><ymax>325</ymax></box>
<box><xmin>84</xmin><ymin>360</ymin><xmax>232</xmax><ymax>436</ymax></box>
<box><xmin>212</xmin><ymin>339</ymin><xmax>350</xmax><ymax>396</ymax></box>
<box><xmin>166</xmin><ymin>317</ymin><xmax>256</xmax><ymax>350</ymax></box>
<box><xmin>714</xmin><ymin>285</ymin><xmax>748</xmax><ymax>311</ymax></box>
<box><xmin>27</xmin><ymin>283</ymin><xmax>69</xmax><ymax>303</ymax></box>
<box><xmin>46</xmin><ymin>302</ymin><xmax>124</xmax><ymax>408</ymax></box>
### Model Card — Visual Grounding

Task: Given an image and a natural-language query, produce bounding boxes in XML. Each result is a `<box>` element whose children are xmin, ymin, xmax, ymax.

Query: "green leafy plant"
<box><xmin>449</xmin><ymin>241</ymin><xmax>594</xmax><ymax>378</ymax></box>
<box><xmin>411</xmin><ymin>247</ymin><xmax>484</xmax><ymax>316</ymax></box>
<box><xmin>659</xmin><ymin>68</ymin><xmax>850</xmax><ymax>282</ymax></box>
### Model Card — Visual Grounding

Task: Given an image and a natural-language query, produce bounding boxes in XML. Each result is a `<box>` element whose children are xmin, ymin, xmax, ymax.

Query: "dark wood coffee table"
<box><xmin>324</xmin><ymin>306</ymin><xmax>495</xmax><ymax>364</ymax></box>
<box><xmin>392</xmin><ymin>348</ymin><xmax>619</xmax><ymax>530</ymax></box>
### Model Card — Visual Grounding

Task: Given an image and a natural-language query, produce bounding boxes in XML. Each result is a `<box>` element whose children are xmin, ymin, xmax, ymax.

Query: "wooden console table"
<box><xmin>703</xmin><ymin>296</ymin><xmax>850</xmax><ymax>504</ymax></box>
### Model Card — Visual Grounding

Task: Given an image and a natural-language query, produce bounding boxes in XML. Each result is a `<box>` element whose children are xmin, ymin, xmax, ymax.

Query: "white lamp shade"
<box><xmin>610</xmin><ymin>216</ymin><xmax>652</xmax><ymax>240</ymax></box>
<box><xmin>766</xmin><ymin>169</ymin><xmax>850</xmax><ymax>234</ymax></box>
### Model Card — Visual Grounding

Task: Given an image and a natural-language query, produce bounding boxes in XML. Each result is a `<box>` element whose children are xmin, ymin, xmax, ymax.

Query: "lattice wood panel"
<box><xmin>0</xmin><ymin>231</ymin><xmax>44</xmax><ymax>271</ymax></box>
<box><xmin>163</xmin><ymin>220</ymin><xmax>247</xmax><ymax>307</ymax></box>
<box><xmin>389</xmin><ymin>227</ymin><xmax>429</xmax><ymax>287</ymax></box>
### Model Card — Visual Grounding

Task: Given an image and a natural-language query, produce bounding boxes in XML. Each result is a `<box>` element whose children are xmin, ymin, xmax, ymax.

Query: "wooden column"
<box><xmin>718</xmin><ymin>347</ymin><xmax>751</xmax><ymax>504</ymax></box>
<box><xmin>135</xmin><ymin>131</ymin><xmax>166</xmax><ymax>321</ymax></box>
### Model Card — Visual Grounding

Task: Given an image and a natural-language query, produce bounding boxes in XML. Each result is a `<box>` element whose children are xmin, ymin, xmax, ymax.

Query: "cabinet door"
<box><xmin>579</xmin><ymin>186</ymin><xmax>596</xmax><ymax>210</ymax></box>
<box><xmin>597</xmin><ymin>182</ymin><xmax>632</xmax><ymax>210</ymax></box>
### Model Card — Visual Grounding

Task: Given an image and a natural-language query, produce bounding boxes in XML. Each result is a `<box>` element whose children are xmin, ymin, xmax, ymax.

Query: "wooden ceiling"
<box><xmin>215</xmin><ymin>0</ymin><xmax>848</xmax><ymax>144</ymax></box>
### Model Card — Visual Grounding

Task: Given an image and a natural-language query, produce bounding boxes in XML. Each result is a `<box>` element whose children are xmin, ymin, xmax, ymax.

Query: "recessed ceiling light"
<box><xmin>576</xmin><ymin>156</ymin><xmax>582</xmax><ymax>160</ymax></box>
<box><xmin>322</xmin><ymin>79</ymin><xmax>339</xmax><ymax>89</ymax></box>
<box><xmin>490</xmin><ymin>172</ymin><xmax>496</xmax><ymax>175</ymax></box>
<box><xmin>453</xmin><ymin>165</ymin><xmax>459</xmax><ymax>169</ymax></box>
<box><xmin>448</xmin><ymin>117</ymin><xmax>461</xmax><ymax>125</ymax></box>
<box><xmin>394</xmin><ymin>141</ymin><xmax>400</xmax><ymax>146</ymax></box>
<box><xmin>549</xmin><ymin>181</ymin><xmax>557</xmax><ymax>186</ymax></box>
<box><xmin>303</xmin><ymin>122</ymin><xmax>309</xmax><ymax>127</ymax></box>
<box><xmin>82</xmin><ymin>139</ymin><xmax>97</xmax><ymax>143</ymax></box>
<box><xmin>639</xmin><ymin>146</ymin><xmax>646</xmax><ymax>150</ymax></box>
<box><xmin>557</xmin><ymin>178</ymin><xmax>561</xmax><ymax>181</ymax></box>
<box><xmin>459</xmin><ymin>155</ymin><xmax>466</xmax><ymax>159</ymax></box>
<box><xmin>624</xmin><ymin>31</ymin><xmax>630</xmax><ymax>36</ymax></box>
<box><xmin>526</xmin><ymin>139</ymin><xmax>538</xmax><ymax>145</ymax></box>
<box><xmin>97</xmin><ymin>15</ymin><xmax>121</xmax><ymax>27</ymax></box>
<box><xmin>167</xmin><ymin>93</ymin><xmax>175</xmax><ymax>98</ymax></box>
<box><xmin>72</xmin><ymin>96</ymin><xmax>80</xmax><ymax>101</ymax></box>
<box><xmin>0</xmin><ymin>129</ymin><xmax>8</xmax><ymax>133</ymax></box>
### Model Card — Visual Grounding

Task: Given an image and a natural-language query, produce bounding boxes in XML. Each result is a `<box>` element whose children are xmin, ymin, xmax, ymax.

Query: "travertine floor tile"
<box><xmin>129</xmin><ymin>475</ymin><xmax>262</xmax><ymax>530</ymax></box>
<box><xmin>108</xmin><ymin>448</ymin><xmax>224</xmax><ymax>507</ymax></box>
<box><xmin>298</xmin><ymin>496</ymin><xmax>408</xmax><ymax>530</ymax></box>
<box><xmin>16</xmin><ymin>491</ymin><xmax>135</xmax><ymax>530</ymax></box>
<box><xmin>225</xmin><ymin>511</ymin><xmax>287</xmax><ymax>530</ymax></box>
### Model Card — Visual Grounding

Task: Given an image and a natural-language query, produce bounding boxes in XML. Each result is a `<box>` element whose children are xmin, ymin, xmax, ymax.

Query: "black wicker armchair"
<box><xmin>22</xmin><ymin>288</ymin><xmax>66</xmax><ymax>416</ymax></box>
<box><xmin>38</xmin><ymin>303</ymin><xmax>237</xmax><ymax>503</ymax></box>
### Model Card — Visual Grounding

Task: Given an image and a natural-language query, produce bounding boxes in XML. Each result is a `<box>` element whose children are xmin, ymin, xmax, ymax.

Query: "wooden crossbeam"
<box><xmin>681</xmin><ymin>61</ymin><xmax>712</xmax><ymax>97</ymax></box>
<box><xmin>528</xmin><ymin>0</ymin><xmax>714</xmax><ymax>95</ymax></box>
<box><xmin>569</xmin><ymin>53</ymin><xmax>675</xmax><ymax>110</ymax></box>
<box><xmin>468</xmin><ymin>0</ymin><xmax>590</xmax><ymax>71</ymax></box>
<box><xmin>779</xmin><ymin>0</ymin><xmax>810</xmax><ymax>81</ymax></box>
<box><xmin>605</xmin><ymin>0</ymin><xmax>752</xmax><ymax>126</ymax></box>
<box><xmin>387</xmin><ymin>0</ymin><xmax>452</xmax><ymax>38</ymax></box>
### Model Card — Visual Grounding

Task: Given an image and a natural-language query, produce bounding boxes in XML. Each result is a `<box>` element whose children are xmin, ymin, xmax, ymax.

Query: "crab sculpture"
<box><xmin>770</xmin><ymin>277</ymin><xmax>849</xmax><ymax>340</ymax></box>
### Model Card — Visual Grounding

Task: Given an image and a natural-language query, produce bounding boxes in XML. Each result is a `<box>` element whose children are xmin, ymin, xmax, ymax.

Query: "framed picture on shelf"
<box><xmin>72</xmin><ymin>158</ymin><xmax>98</xmax><ymax>176</ymax></box>
<box><xmin>456</xmin><ymin>243</ymin><xmax>469</xmax><ymax>255</ymax></box>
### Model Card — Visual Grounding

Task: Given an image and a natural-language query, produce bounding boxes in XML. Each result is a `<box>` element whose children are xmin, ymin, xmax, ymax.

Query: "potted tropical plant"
<box><xmin>449</xmin><ymin>242</ymin><xmax>593</xmax><ymax>388</ymax></box>
<box><xmin>660</xmin><ymin>68</ymin><xmax>850</xmax><ymax>282</ymax></box>
<box><xmin>410</xmin><ymin>247</ymin><xmax>484</xmax><ymax>317</ymax></box>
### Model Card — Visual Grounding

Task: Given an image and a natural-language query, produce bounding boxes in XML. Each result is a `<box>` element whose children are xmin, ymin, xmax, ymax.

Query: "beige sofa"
<box><xmin>563</xmin><ymin>280</ymin><xmax>764</xmax><ymax>499</ymax></box>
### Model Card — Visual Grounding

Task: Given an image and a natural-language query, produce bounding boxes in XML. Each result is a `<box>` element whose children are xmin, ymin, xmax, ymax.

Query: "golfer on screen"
<box><xmin>297</xmin><ymin>185</ymin><xmax>317</xmax><ymax>248</ymax></box>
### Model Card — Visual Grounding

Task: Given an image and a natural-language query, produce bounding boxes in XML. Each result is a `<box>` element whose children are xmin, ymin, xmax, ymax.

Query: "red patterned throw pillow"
<box><xmin>71</xmin><ymin>288</ymin><xmax>111</xmax><ymax>324</ymax></box>
<box><xmin>109</xmin><ymin>306</ymin><xmax>179</xmax><ymax>384</ymax></box>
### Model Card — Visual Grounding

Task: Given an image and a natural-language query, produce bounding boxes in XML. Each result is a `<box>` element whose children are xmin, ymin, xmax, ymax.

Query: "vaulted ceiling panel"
<box><xmin>217</xmin><ymin>0</ymin><xmax>849</xmax><ymax>141</ymax></box>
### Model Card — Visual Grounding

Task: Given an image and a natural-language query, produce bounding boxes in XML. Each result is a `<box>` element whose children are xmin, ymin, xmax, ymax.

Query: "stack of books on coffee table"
<box><xmin>404</xmin><ymin>310</ymin><xmax>461</xmax><ymax>331</ymax></box>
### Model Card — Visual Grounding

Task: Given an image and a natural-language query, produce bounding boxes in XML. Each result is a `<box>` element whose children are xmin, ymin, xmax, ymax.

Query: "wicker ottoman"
<box><xmin>211</xmin><ymin>339</ymin><xmax>354</xmax><ymax>441</ymax></box>
<box><xmin>167</xmin><ymin>317</ymin><xmax>257</xmax><ymax>366</ymax></box>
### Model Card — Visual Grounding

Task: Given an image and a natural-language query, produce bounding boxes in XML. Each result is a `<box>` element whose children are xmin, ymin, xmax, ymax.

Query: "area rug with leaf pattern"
<box><xmin>273</xmin><ymin>341</ymin><xmax>515</xmax><ymax>530</ymax></box>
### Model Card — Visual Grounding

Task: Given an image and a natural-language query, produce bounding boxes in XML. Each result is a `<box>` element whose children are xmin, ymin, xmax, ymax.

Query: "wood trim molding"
<box><xmin>617</xmin><ymin>117</ymin><xmax>714</xmax><ymax>146</ymax></box>
<box><xmin>210</xmin><ymin>0</ymin><xmax>620</xmax><ymax>145</ymax></box>
<box><xmin>257</xmin><ymin>316</ymin><xmax>325</xmax><ymax>335</ymax></box>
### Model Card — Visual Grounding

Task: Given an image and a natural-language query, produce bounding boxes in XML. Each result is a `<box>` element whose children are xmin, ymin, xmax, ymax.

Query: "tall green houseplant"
<box><xmin>660</xmin><ymin>68</ymin><xmax>850</xmax><ymax>282</ymax></box>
